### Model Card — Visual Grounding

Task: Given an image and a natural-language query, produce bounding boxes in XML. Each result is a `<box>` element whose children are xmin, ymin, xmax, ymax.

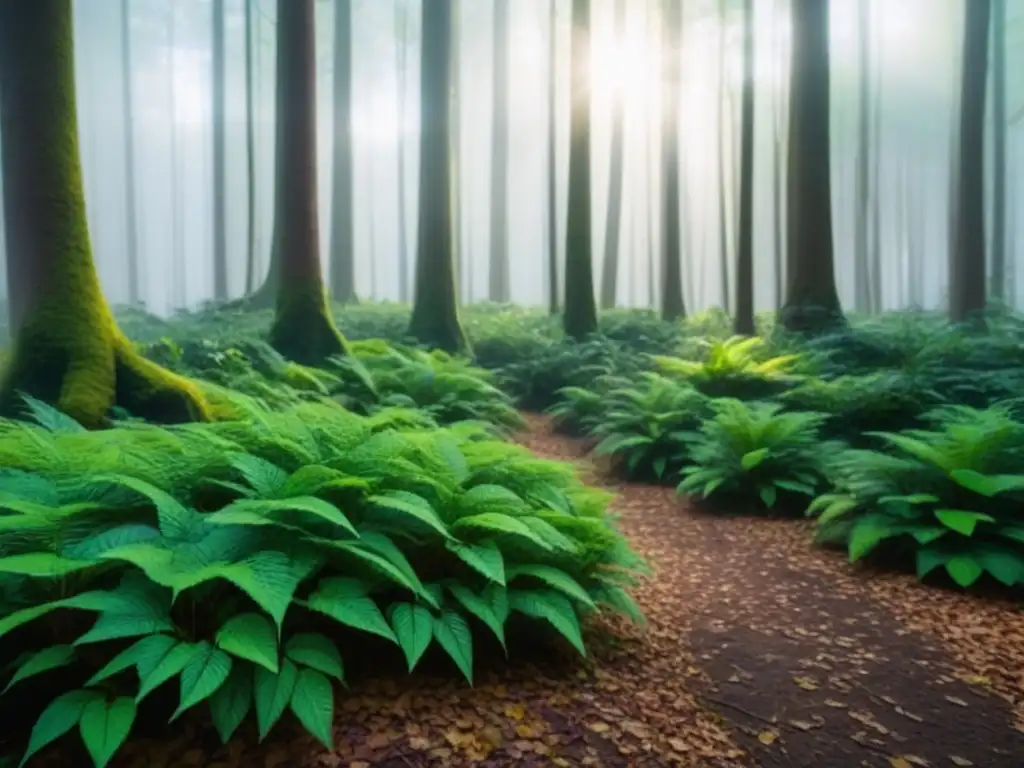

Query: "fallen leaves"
<box><xmin>757</xmin><ymin>729</ymin><xmax>779</xmax><ymax>745</ymax></box>
<box><xmin>793</xmin><ymin>675</ymin><xmax>820</xmax><ymax>691</ymax></box>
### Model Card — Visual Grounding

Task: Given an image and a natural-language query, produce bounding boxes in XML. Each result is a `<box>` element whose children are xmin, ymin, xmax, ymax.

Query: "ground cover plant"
<box><xmin>0</xmin><ymin>398</ymin><xmax>645</xmax><ymax>766</ymax></box>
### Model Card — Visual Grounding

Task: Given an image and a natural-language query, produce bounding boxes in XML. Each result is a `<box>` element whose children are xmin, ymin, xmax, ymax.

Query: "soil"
<box><xmin>27</xmin><ymin>415</ymin><xmax>1024</xmax><ymax>767</ymax></box>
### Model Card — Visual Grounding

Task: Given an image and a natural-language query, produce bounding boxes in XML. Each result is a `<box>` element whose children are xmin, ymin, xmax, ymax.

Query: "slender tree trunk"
<box><xmin>779</xmin><ymin>0</ymin><xmax>843</xmax><ymax>332</ymax></box>
<box><xmin>329</xmin><ymin>0</ymin><xmax>356</xmax><ymax>303</ymax></box>
<box><xmin>733</xmin><ymin>0</ymin><xmax>755</xmax><ymax>335</ymax></box>
<box><xmin>169</xmin><ymin>4</ymin><xmax>184</xmax><ymax>309</ymax></box>
<box><xmin>716</xmin><ymin>0</ymin><xmax>731</xmax><ymax>313</ymax></box>
<box><xmin>869</xmin><ymin>42</ymin><xmax>883</xmax><ymax>312</ymax></box>
<box><xmin>771</xmin><ymin>0</ymin><xmax>785</xmax><ymax>310</ymax></box>
<box><xmin>599</xmin><ymin>0</ymin><xmax>626</xmax><ymax>309</ymax></box>
<box><xmin>244</xmin><ymin>0</ymin><xmax>258</xmax><ymax>293</ymax></box>
<box><xmin>907</xmin><ymin>154</ymin><xmax>925</xmax><ymax>307</ymax></box>
<box><xmin>547</xmin><ymin>0</ymin><xmax>559</xmax><ymax>314</ymax></box>
<box><xmin>120</xmin><ymin>0</ymin><xmax>141</xmax><ymax>307</ymax></box>
<box><xmin>950</xmin><ymin>0</ymin><xmax>991</xmax><ymax>324</ymax></box>
<box><xmin>266</xmin><ymin>0</ymin><xmax>348</xmax><ymax>364</ymax></box>
<box><xmin>563</xmin><ymin>0</ymin><xmax>598</xmax><ymax>340</ymax></box>
<box><xmin>211</xmin><ymin>0</ymin><xmax>228</xmax><ymax>300</ymax></box>
<box><xmin>661</xmin><ymin>0</ymin><xmax>685</xmax><ymax>321</ymax></box>
<box><xmin>395</xmin><ymin>0</ymin><xmax>410</xmax><ymax>303</ymax></box>
<box><xmin>991</xmin><ymin>0</ymin><xmax>1007</xmax><ymax>303</ymax></box>
<box><xmin>0</xmin><ymin>0</ymin><xmax>208</xmax><ymax>426</ymax></box>
<box><xmin>489</xmin><ymin>0</ymin><xmax>511</xmax><ymax>303</ymax></box>
<box><xmin>853</xmin><ymin>0</ymin><xmax>870</xmax><ymax>312</ymax></box>
<box><xmin>408</xmin><ymin>0</ymin><xmax>468</xmax><ymax>352</ymax></box>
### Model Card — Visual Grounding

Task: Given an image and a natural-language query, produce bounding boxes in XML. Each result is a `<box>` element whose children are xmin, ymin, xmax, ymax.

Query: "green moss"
<box><xmin>268</xmin><ymin>281</ymin><xmax>350</xmax><ymax>367</ymax></box>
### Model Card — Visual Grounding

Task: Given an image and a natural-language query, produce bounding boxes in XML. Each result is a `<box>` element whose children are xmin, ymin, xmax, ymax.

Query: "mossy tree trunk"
<box><xmin>660</xmin><ymin>0</ymin><xmax>685</xmax><ymax>322</ymax></box>
<box><xmin>949</xmin><ymin>0</ymin><xmax>991</xmax><ymax>325</ymax></box>
<box><xmin>408</xmin><ymin>0</ymin><xmax>469</xmax><ymax>354</ymax></box>
<box><xmin>489</xmin><ymin>0</ymin><xmax>511</xmax><ymax>304</ymax></box>
<box><xmin>0</xmin><ymin>0</ymin><xmax>209</xmax><ymax>427</ymax></box>
<box><xmin>329</xmin><ymin>0</ymin><xmax>357</xmax><ymax>304</ymax></box>
<box><xmin>778</xmin><ymin>0</ymin><xmax>844</xmax><ymax>333</ymax></box>
<box><xmin>265</xmin><ymin>0</ymin><xmax>349</xmax><ymax>365</ymax></box>
<box><xmin>732</xmin><ymin>0</ymin><xmax>755</xmax><ymax>336</ymax></box>
<box><xmin>563</xmin><ymin>0</ymin><xmax>598</xmax><ymax>341</ymax></box>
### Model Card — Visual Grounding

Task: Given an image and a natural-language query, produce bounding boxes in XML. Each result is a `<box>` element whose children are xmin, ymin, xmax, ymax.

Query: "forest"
<box><xmin>0</xmin><ymin>0</ymin><xmax>1023</xmax><ymax>766</ymax></box>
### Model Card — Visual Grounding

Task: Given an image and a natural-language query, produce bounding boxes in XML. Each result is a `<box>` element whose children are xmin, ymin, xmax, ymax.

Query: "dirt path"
<box><xmin>36</xmin><ymin>418</ymin><xmax>1024</xmax><ymax>768</ymax></box>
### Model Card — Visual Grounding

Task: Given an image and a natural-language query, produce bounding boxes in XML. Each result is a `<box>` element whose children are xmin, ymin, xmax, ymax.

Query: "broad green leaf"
<box><xmin>522</xmin><ymin>516</ymin><xmax>579</xmax><ymax>553</ymax></box>
<box><xmin>136</xmin><ymin>641</ymin><xmax>197</xmax><ymax>701</ymax></box>
<box><xmin>506</xmin><ymin>565</ymin><xmax>595</xmax><ymax>609</ymax></box>
<box><xmin>86</xmin><ymin>474</ymin><xmax>194</xmax><ymax>540</ymax></box>
<box><xmin>433</xmin><ymin>611</ymin><xmax>474</xmax><ymax>684</ymax></box>
<box><xmin>284</xmin><ymin>633</ymin><xmax>345</xmax><ymax>682</ymax></box>
<box><xmin>934</xmin><ymin>509</ymin><xmax>996</xmax><ymax>537</ymax></box>
<box><xmin>172</xmin><ymin>642</ymin><xmax>233</xmax><ymax>721</ymax></box>
<box><xmin>314</xmin><ymin>539</ymin><xmax>418</xmax><ymax>593</ymax></box>
<box><xmin>305</xmin><ymin>577</ymin><xmax>397</xmax><ymax>643</ymax></box>
<box><xmin>741</xmin><ymin>448</ymin><xmax>770</xmax><ymax>471</ymax></box>
<box><xmin>74</xmin><ymin>578</ymin><xmax>174</xmax><ymax>646</ymax></box>
<box><xmin>878</xmin><ymin>494</ymin><xmax>941</xmax><ymax>506</ymax></box>
<box><xmin>390</xmin><ymin>603</ymin><xmax>434</xmax><ymax>671</ymax></box>
<box><xmin>3</xmin><ymin>645</ymin><xmax>75</xmax><ymax>693</ymax></box>
<box><xmin>209</xmin><ymin>663</ymin><xmax>253</xmax><ymax>744</ymax></box>
<box><xmin>509</xmin><ymin>589</ymin><xmax>587</xmax><ymax>657</ymax></box>
<box><xmin>64</xmin><ymin>524</ymin><xmax>161</xmax><ymax>560</ymax></box>
<box><xmin>447</xmin><ymin>584</ymin><xmax>505</xmax><ymax>650</ymax></box>
<box><xmin>215</xmin><ymin>613</ymin><xmax>279</xmax><ymax>673</ymax></box>
<box><xmin>848</xmin><ymin>516</ymin><xmax>893</xmax><ymax>562</ymax></box>
<box><xmin>254</xmin><ymin>658</ymin><xmax>299</xmax><ymax>742</ymax></box>
<box><xmin>79</xmin><ymin>696</ymin><xmax>136</xmax><ymax>768</ymax></box>
<box><xmin>977</xmin><ymin>547</ymin><xmax>1024</xmax><ymax>587</ymax></box>
<box><xmin>86</xmin><ymin>634</ymin><xmax>178</xmax><ymax>686</ymax></box>
<box><xmin>368</xmin><ymin>491</ymin><xmax>451</xmax><ymax>539</ymax></box>
<box><xmin>446</xmin><ymin>540</ymin><xmax>505</xmax><ymax>585</ymax></box>
<box><xmin>452</xmin><ymin>512</ymin><xmax>553</xmax><ymax>551</ymax></box>
<box><xmin>0</xmin><ymin>553</ymin><xmax>97</xmax><ymax>578</ymax></box>
<box><xmin>945</xmin><ymin>555</ymin><xmax>984</xmax><ymax>588</ymax></box>
<box><xmin>20</xmin><ymin>689</ymin><xmax>100</xmax><ymax>767</ymax></box>
<box><xmin>290</xmin><ymin>668</ymin><xmax>335</xmax><ymax>750</ymax></box>
<box><xmin>594</xmin><ymin>585</ymin><xmax>645</xmax><ymax>626</ymax></box>
<box><xmin>773</xmin><ymin>479</ymin><xmax>816</xmax><ymax>496</ymax></box>
<box><xmin>206</xmin><ymin>496</ymin><xmax>358</xmax><ymax>538</ymax></box>
<box><xmin>759</xmin><ymin>485</ymin><xmax>777</xmax><ymax>509</ymax></box>
<box><xmin>916</xmin><ymin>547</ymin><xmax>949</xmax><ymax>580</ymax></box>
<box><xmin>357</xmin><ymin>530</ymin><xmax>437</xmax><ymax>609</ymax></box>
<box><xmin>949</xmin><ymin>468</ymin><xmax>1024</xmax><ymax>497</ymax></box>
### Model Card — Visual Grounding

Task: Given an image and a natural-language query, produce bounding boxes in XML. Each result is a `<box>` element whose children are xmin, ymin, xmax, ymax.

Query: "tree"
<box><xmin>0</xmin><ymin>0</ymin><xmax>209</xmax><ymax>426</ymax></box>
<box><xmin>733</xmin><ymin>0</ymin><xmax>755</xmax><ymax>335</ymax></box>
<box><xmin>949</xmin><ymin>0</ymin><xmax>991</xmax><ymax>324</ymax></box>
<box><xmin>563</xmin><ymin>0</ymin><xmax>598</xmax><ymax>341</ymax></box>
<box><xmin>265</xmin><ymin>0</ymin><xmax>349</xmax><ymax>364</ymax></box>
<box><xmin>546</xmin><ymin>0</ymin><xmax>559</xmax><ymax>314</ymax></box>
<box><xmin>211</xmin><ymin>0</ymin><xmax>228</xmax><ymax>301</ymax></box>
<box><xmin>329</xmin><ymin>0</ymin><xmax>357</xmax><ymax>304</ymax></box>
<box><xmin>489</xmin><ymin>0</ymin><xmax>511</xmax><ymax>303</ymax></box>
<box><xmin>395</xmin><ymin>0</ymin><xmax>411</xmax><ymax>303</ymax></box>
<box><xmin>244</xmin><ymin>0</ymin><xmax>258</xmax><ymax>293</ymax></box>
<box><xmin>991</xmin><ymin>0</ymin><xmax>1007</xmax><ymax>303</ymax></box>
<box><xmin>599</xmin><ymin>0</ymin><xmax>626</xmax><ymax>309</ymax></box>
<box><xmin>853</xmin><ymin>0</ymin><xmax>871</xmax><ymax>312</ymax></box>
<box><xmin>779</xmin><ymin>0</ymin><xmax>843</xmax><ymax>332</ymax></box>
<box><xmin>120</xmin><ymin>0</ymin><xmax>141</xmax><ymax>306</ymax></box>
<box><xmin>660</xmin><ymin>0</ymin><xmax>685</xmax><ymax>322</ymax></box>
<box><xmin>408</xmin><ymin>0</ymin><xmax>469</xmax><ymax>353</ymax></box>
<box><xmin>716</xmin><ymin>0</ymin><xmax>731</xmax><ymax>314</ymax></box>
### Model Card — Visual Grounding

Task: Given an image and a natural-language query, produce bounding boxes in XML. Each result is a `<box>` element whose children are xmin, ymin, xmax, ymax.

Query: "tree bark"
<box><xmin>660</xmin><ymin>0</ymin><xmax>685</xmax><ymax>321</ymax></box>
<box><xmin>733</xmin><ymin>0</ymin><xmax>755</xmax><ymax>335</ymax></box>
<box><xmin>266</xmin><ymin>0</ymin><xmax>349</xmax><ymax>364</ymax></box>
<box><xmin>408</xmin><ymin>0</ymin><xmax>469</xmax><ymax>353</ymax></box>
<box><xmin>211</xmin><ymin>0</ymin><xmax>228</xmax><ymax>301</ymax></box>
<box><xmin>120</xmin><ymin>0</ymin><xmax>141</xmax><ymax>306</ymax></box>
<box><xmin>0</xmin><ymin>0</ymin><xmax>209</xmax><ymax>426</ymax></box>
<box><xmin>328</xmin><ymin>0</ymin><xmax>356</xmax><ymax>303</ymax></box>
<box><xmin>599</xmin><ymin>0</ymin><xmax>626</xmax><ymax>309</ymax></box>
<box><xmin>489</xmin><ymin>0</ymin><xmax>511</xmax><ymax>303</ymax></box>
<box><xmin>779</xmin><ymin>0</ymin><xmax>843</xmax><ymax>332</ymax></box>
<box><xmin>949</xmin><ymin>0</ymin><xmax>991</xmax><ymax>324</ymax></box>
<box><xmin>563</xmin><ymin>0</ymin><xmax>598</xmax><ymax>340</ymax></box>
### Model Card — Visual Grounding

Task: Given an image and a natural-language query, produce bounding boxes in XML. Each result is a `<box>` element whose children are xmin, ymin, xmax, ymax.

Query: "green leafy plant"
<box><xmin>0</xmin><ymin>399</ymin><xmax>644</xmax><ymax>766</ymax></box>
<box><xmin>676</xmin><ymin>399</ymin><xmax>830</xmax><ymax>513</ymax></box>
<box><xmin>653</xmin><ymin>336</ymin><xmax>801</xmax><ymax>400</ymax></box>
<box><xmin>809</xmin><ymin>403</ymin><xmax>1024</xmax><ymax>590</ymax></box>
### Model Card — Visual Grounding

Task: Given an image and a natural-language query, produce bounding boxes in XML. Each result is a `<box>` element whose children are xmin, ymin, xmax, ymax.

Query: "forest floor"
<box><xmin>51</xmin><ymin>416</ymin><xmax>1024</xmax><ymax>768</ymax></box>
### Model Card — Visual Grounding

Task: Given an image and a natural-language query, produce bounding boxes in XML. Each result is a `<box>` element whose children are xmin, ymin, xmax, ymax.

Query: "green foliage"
<box><xmin>0</xmin><ymin>399</ymin><xmax>644</xmax><ymax>765</ymax></box>
<box><xmin>809</xmin><ymin>404</ymin><xmax>1024</xmax><ymax>590</ymax></box>
<box><xmin>653</xmin><ymin>336</ymin><xmax>800</xmax><ymax>400</ymax></box>
<box><xmin>677</xmin><ymin>399</ymin><xmax>831</xmax><ymax>513</ymax></box>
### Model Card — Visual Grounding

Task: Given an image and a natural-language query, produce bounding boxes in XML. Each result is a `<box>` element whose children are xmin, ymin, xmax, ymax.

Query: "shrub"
<box><xmin>677</xmin><ymin>399</ymin><xmax>831</xmax><ymax>513</ymax></box>
<box><xmin>809</xmin><ymin>403</ymin><xmax>1024</xmax><ymax>590</ymax></box>
<box><xmin>653</xmin><ymin>336</ymin><xmax>801</xmax><ymax>401</ymax></box>
<box><xmin>0</xmin><ymin>400</ymin><xmax>644</xmax><ymax>766</ymax></box>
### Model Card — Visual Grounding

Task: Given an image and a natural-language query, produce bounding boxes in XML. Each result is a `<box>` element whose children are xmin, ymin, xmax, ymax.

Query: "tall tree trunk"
<box><xmin>661</xmin><ymin>0</ymin><xmax>685</xmax><ymax>321</ymax></box>
<box><xmin>547</xmin><ymin>0</ymin><xmax>559</xmax><ymax>314</ymax></box>
<box><xmin>169</xmin><ymin>4</ymin><xmax>184</xmax><ymax>309</ymax></box>
<box><xmin>563</xmin><ymin>0</ymin><xmax>598</xmax><ymax>340</ymax></box>
<box><xmin>907</xmin><ymin>154</ymin><xmax>925</xmax><ymax>307</ymax></box>
<box><xmin>716</xmin><ymin>0</ymin><xmax>731</xmax><ymax>313</ymax></box>
<box><xmin>211</xmin><ymin>0</ymin><xmax>228</xmax><ymax>301</ymax></box>
<box><xmin>489</xmin><ymin>0</ymin><xmax>511</xmax><ymax>303</ymax></box>
<box><xmin>266</xmin><ymin>0</ymin><xmax>349</xmax><ymax>364</ymax></box>
<box><xmin>329</xmin><ymin>0</ymin><xmax>356</xmax><ymax>303</ymax></box>
<box><xmin>853</xmin><ymin>0</ymin><xmax>870</xmax><ymax>312</ymax></box>
<box><xmin>244</xmin><ymin>0</ymin><xmax>258</xmax><ymax>293</ymax></box>
<box><xmin>779</xmin><ymin>0</ymin><xmax>843</xmax><ymax>332</ymax></box>
<box><xmin>599</xmin><ymin>0</ymin><xmax>626</xmax><ymax>309</ymax></box>
<box><xmin>408</xmin><ymin>0</ymin><xmax>469</xmax><ymax>352</ymax></box>
<box><xmin>950</xmin><ymin>0</ymin><xmax>991</xmax><ymax>324</ymax></box>
<box><xmin>0</xmin><ymin>0</ymin><xmax>209</xmax><ymax>426</ymax></box>
<box><xmin>733</xmin><ymin>0</ymin><xmax>755</xmax><ymax>335</ymax></box>
<box><xmin>395</xmin><ymin>0</ymin><xmax>410</xmax><ymax>302</ymax></box>
<box><xmin>771</xmin><ymin>0</ymin><xmax>785</xmax><ymax>309</ymax></box>
<box><xmin>120</xmin><ymin>0</ymin><xmax>141</xmax><ymax>306</ymax></box>
<box><xmin>991</xmin><ymin>0</ymin><xmax>1007</xmax><ymax>303</ymax></box>
<box><xmin>869</xmin><ymin>41</ymin><xmax>883</xmax><ymax>312</ymax></box>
